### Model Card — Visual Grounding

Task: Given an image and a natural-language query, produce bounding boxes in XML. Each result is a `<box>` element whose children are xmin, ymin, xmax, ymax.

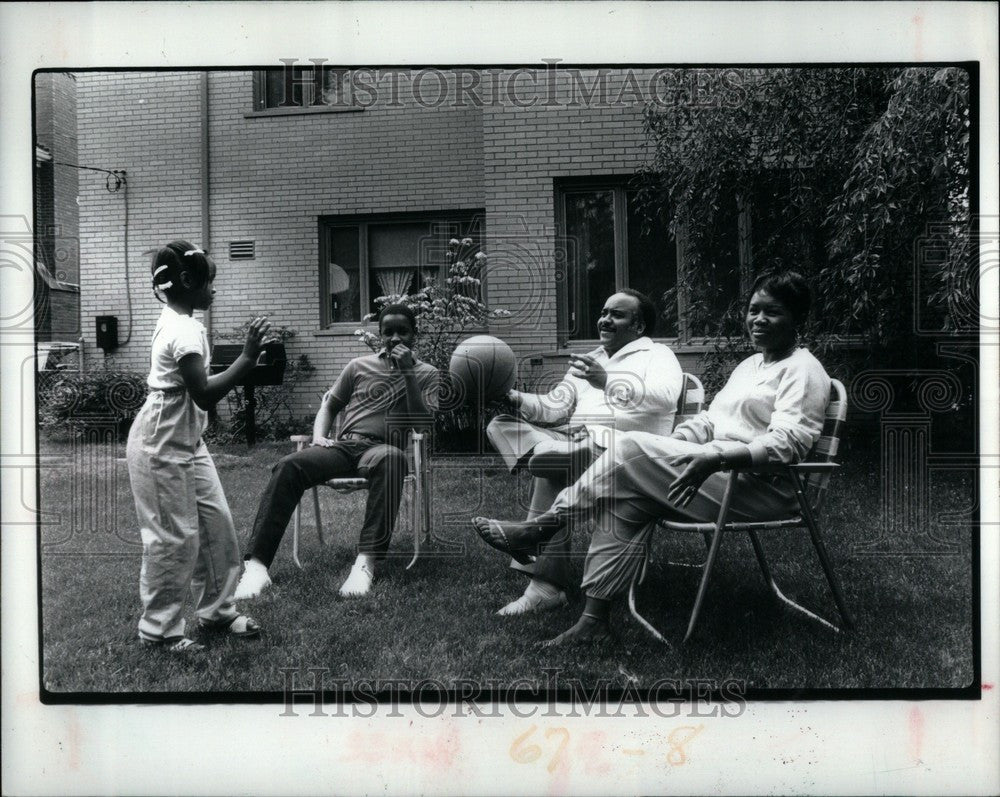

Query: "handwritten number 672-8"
<box><xmin>509</xmin><ymin>724</ymin><xmax>703</xmax><ymax>770</ymax></box>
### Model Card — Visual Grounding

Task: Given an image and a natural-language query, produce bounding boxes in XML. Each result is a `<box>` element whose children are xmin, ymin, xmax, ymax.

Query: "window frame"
<box><xmin>555</xmin><ymin>176</ymin><xmax>686</xmax><ymax>347</ymax></box>
<box><xmin>248</xmin><ymin>68</ymin><xmax>364</xmax><ymax>117</ymax></box>
<box><xmin>316</xmin><ymin>210</ymin><xmax>486</xmax><ymax>333</ymax></box>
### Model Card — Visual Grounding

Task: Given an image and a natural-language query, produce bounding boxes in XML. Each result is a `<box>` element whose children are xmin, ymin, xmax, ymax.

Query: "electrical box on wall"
<box><xmin>96</xmin><ymin>315</ymin><xmax>119</xmax><ymax>352</ymax></box>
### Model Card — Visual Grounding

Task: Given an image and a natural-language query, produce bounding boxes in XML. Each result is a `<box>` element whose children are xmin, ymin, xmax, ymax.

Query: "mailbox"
<box><xmin>96</xmin><ymin>316</ymin><xmax>119</xmax><ymax>352</ymax></box>
<box><xmin>209</xmin><ymin>342</ymin><xmax>287</xmax><ymax>385</ymax></box>
<box><xmin>209</xmin><ymin>342</ymin><xmax>288</xmax><ymax>446</ymax></box>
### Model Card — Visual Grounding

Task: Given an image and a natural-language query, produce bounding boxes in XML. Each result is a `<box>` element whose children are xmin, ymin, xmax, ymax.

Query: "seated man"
<box><xmin>486</xmin><ymin>289</ymin><xmax>683</xmax><ymax>615</ymax></box>
<box><xmin>234</xmin><ymin>304</ymin><xmax>438</xmax><ymax>599</ymax></box>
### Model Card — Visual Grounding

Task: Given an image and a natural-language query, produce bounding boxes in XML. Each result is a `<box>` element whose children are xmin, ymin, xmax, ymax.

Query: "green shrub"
<box><xmin>38</xmin><ymin>368</ymin><xmax>148</xmax><ymax>437</ymax></box>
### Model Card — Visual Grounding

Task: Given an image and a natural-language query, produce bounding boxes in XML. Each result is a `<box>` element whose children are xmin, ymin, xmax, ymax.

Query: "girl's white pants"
<box><xmin>126</xmin><ymin>390</ymin><xmax>240</xmax><ymax>641</ymax></box>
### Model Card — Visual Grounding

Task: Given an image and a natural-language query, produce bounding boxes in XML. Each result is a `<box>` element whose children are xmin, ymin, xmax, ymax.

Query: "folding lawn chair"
<box><xmin>628</xmin><ymin>378</ymin><xmax>853</xmax><ymax>644</ymax></box>
<box><xmin>288</xmin><ymin>431</ymin><xmax>430</xmax><ymax>570</ymax></box>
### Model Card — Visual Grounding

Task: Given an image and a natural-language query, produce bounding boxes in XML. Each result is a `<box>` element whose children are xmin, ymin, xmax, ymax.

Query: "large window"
<box><xmin>557</xmin><ymin>176</ymin><xmax>818</xmax><ymax>343</ymax></box>
<box><xmin>557</xmin><ymin>179</ymin><xmax>678</xmax><ymax>341</ymax></box>
<box><xmin>319</xmin><ymin>212</ymin><xmax>483</xmax><ymax>327</ymax></box>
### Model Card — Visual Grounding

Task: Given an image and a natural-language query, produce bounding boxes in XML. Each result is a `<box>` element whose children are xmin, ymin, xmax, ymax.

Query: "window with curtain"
<box><xmin>319</xmin><ymin>212</ymin><xmax>484</xmax><ymax>327</ymax></box>
<box><xmin>252</xmin><ymin>67</ymin><xmax>353</xmax><ymax>112</ymax></box>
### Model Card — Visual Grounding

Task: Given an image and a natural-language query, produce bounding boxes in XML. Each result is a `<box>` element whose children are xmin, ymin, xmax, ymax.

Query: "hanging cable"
<box><xmin>53</xmin><ymin>162</ymin><xmax>132</xmax><ymax>346</ymax></box>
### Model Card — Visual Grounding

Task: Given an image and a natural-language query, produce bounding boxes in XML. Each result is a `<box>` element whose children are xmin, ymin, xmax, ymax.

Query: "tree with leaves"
<box><xmin>638</xmin><ymin>66</ymin><xmax>972</xmax><ymax>378</ymax></box>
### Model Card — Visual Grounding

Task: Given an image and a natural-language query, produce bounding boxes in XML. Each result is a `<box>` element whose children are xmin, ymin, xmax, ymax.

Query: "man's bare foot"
<box><xmin>542</xmin><ymin>614</ymin><xmax>613</xmax><ymax>647</ymax></box>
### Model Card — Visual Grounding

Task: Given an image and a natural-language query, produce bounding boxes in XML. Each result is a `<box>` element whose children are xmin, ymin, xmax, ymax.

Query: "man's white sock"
<box><xmin>354</xmin><ymin>553</ymin><xmax>377</xmax><ymax>572</ymax></box>
<box><xmin>523</xmin><ymin>577</ymin><xmax>561</xmax><ymax>601</ymax></box>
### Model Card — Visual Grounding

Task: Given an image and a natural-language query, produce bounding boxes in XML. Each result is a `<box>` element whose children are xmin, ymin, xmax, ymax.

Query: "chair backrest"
<box><xmin>673</xmin><ymin>372</ymin><xmax>705</xmax><ymax>430</ymax></box>
<box><xmin>803</xmin><ymin>378</ymin><xmax>848</xmax><ymax>510</ymax></box>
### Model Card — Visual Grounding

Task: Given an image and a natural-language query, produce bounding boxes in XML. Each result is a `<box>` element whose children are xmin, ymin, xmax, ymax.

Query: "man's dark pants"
<box><xmin>245</xmin><ymin>434</ymin><xmax>408</xmax><ymax>567</ymax></box>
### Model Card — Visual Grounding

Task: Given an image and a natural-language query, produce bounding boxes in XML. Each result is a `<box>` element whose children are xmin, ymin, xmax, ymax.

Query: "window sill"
<box><xmin>553</xmin><ymin>337</ymin><xmax>718</xmax><ymax>355</ymax></box>
<box><xmin>313</xmin><ymin>323</ymin><xmax>369</xmax><ymax>338</ymax></box>
<box><xmin>245</xmin><ymin>105</ymin><xmax>365</xmax><ymax>119</ymax></box>
<box><xmin>551</xmin><ymin>335</ymin><xmax>871</xmax><ymax>355</ymax></box>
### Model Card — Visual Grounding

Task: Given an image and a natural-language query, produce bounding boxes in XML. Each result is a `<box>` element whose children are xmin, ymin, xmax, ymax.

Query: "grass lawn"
<box><xmin>38</xmin><ymin>435</ymin><xmax>975</xmax><ymax>695</ymax></box>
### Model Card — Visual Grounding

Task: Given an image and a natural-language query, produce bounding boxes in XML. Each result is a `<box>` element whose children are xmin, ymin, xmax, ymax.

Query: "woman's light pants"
<box><xmin>550</xmin><ymin>433</ymin><xmax>796</xmax><ymax>601</ymax></box>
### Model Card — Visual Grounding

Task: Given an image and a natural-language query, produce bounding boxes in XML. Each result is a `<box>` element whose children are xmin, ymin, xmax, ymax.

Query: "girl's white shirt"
<box><xmin>146</xmin><ymin>305</ymin><xmax>211</xmax><ymax>390</ymax></box>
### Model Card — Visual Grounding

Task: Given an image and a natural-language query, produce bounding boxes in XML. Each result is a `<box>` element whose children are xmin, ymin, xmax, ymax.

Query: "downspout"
<box><xmin>200</xmin><ymin>70</ymin><xmax>212</xmax><ymax>341</ymax></box>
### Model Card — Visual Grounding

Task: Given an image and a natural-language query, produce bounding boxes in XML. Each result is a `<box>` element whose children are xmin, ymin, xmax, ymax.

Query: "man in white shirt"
<box><xmin>486</xmin><ymin>289</ymin><xmax>683</xmax><ymax>615</ymax></box>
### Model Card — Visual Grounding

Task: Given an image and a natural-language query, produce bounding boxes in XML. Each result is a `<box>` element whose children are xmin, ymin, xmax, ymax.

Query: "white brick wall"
<box><xmin>74</xmin><ymin>68</ymin><xmax>701</xmax><ymax>415</ymax></box>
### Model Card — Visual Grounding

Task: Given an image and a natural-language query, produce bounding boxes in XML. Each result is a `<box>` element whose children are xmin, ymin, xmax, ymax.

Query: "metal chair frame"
<box><xmin>288</xmin><ymin>431</ymin><xmax>430</xmax><ymax>570</ymax></box>
<box><xmin>627</xmin><ymin>378</ymin><xmax>853</xmax><ymax>643</ymax></box>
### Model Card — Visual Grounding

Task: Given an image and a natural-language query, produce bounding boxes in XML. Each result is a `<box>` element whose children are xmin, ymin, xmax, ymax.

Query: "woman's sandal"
<box><xmin>472</xmin><ymin>516</ymin><xmax>562</xmax><ymax>565</ymax></box>
<box><xmin>141</xmin><ymin>636</ymin><xmax>206</xmax><ymax>653</ymax></box>
<box><xmin>198</xmin><ymin>614</ymin><xmax>261</xmax><ymax>639</ymax></box>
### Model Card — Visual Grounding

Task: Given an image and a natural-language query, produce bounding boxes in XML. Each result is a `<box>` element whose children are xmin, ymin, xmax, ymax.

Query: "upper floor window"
<box><xmin>252</xmin><ymin>66</ymin><xmax>355</xmax><ymax>113</ymax></box>
<box><xmin>319</xmin><ymin>212</ymin><xmax>484</xmax><ymax>327</ymax></box>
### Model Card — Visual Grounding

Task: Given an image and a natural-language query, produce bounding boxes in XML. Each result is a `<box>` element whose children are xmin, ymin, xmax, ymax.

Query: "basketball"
<box><xmin>449</xmin><ymin>335</ymin><xmax>516</xmax><ymax>405</ymax></box>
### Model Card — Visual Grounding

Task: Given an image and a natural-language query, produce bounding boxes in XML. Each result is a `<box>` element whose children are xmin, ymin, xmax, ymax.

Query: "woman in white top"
<box><xmin>474</xmin><ymin>271</ymin><xmax>832</xmax><ymax>645</ymax></box>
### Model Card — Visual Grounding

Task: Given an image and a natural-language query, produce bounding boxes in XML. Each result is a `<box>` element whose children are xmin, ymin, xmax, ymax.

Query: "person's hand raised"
<box><xmin>389</xmin><ymin>343</ymin><xmax>415</xmax><ymax>370</ymax></box>
<box><xmin>242</xmin><ymin>316</ymin><xmax>272</xmax><ymax>361</ymax></box>
<box><xmin>568</xmin><ymin>353</ymin><xmax>608</xmax><ymax>389</ymax></box>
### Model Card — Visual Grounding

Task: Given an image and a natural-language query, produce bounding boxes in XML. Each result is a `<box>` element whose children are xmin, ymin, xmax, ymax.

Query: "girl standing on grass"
<box><xmin>126</xmin><ymin>240</ymin><xmax>270</xmax><ymax>653</ymax></box>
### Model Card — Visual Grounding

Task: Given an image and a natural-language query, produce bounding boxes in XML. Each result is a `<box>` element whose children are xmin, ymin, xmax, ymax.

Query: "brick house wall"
<box><xmin>77</xmin><ymin>72</ymin><xmax>205</xmax><ymax>366</ymax></box>
<box><xmin>482</xmin><ymin>68</ymin><xmax>684</xmax><ymax>390</ymax></box>
<box><xmin>74</xmin><ymin>68</ymin><xmax>702</xmax><ymax>418</ymax></box>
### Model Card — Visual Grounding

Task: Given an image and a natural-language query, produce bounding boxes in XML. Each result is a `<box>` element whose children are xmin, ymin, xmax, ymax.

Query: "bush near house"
<box><xmin>37</xmin><ymin>368</ymin><xmax>148</xmax><ymax>438</ymax></box>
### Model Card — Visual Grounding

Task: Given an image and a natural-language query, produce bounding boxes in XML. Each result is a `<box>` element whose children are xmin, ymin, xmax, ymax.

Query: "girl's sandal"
<box><xmin>198</xmin><ymin>614</ymin><xmax>261</xmax><ymax>639</ymax></box>
<box><xmin>141</xmin><ymin>636</ymin><xmax>206</xmax><ymax>653</ymax></box>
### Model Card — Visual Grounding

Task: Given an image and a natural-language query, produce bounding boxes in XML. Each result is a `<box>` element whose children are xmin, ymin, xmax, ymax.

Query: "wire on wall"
<box><xmin>54</xmin><ymin>162</ymin><xmax>132</xmax><ymax>346</ymax></box>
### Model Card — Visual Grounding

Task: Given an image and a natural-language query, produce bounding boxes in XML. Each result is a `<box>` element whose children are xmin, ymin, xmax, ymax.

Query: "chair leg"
<box><xmin>312</xmin><ymin>488</ymin><xmax>324</xmax><ymax>546</ymax></box>
<box><xmin>791</xmin><ymin>471</ymin><xmax>854</xmax><ymax>629</ymax></box>
<box><xmin>637</xmin><ymin>537</ymin><xmax>651</xmax><ymax>586</ymax></box>
<box><xmin>746</xmin><ymin>529</ymin><xmax>841</xmax><ymax>633</ymax></box>
<box><xmin>746</xmin><ymin>529</ymin><xmax>776</xmax><ymax>586</ymax></box>
<box><xmin>406</xmin><ymin>476</ymin><xmax>420</xmax><ymax>570</ymax></box>
<box><xmin>665</xmin><ymin>527</ymin><xmax>713</xmax><ymax>569</ymax></box>
<box><xmin>684</xmin><ymin>473</ymin><xmax>738</xmax><ymax>643</ymax></box>
<box><xmin>628</xmin><ymin>561</ymin><xmax>670</xmax><ymax>645</ymax></box>
<box><xmin>292</xmin><ymin>504</ymin><xmax>303</xmax><ymax>570</ymax></box>
<box><xmin>628</xmin><ymin>532</ymin><xmax>671</xmax><ymax>645</ymax></box>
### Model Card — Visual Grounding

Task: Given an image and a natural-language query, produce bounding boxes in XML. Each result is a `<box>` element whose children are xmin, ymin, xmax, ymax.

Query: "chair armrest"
<box><xmin>727</xmin><ymin>462</ymin><xmax>839</xmax><ymax>475</ymax></box>
<box><xmin>787</xmin><ymin>462</ymin><xmax>839</xmax><ymax>473</ymax></box>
